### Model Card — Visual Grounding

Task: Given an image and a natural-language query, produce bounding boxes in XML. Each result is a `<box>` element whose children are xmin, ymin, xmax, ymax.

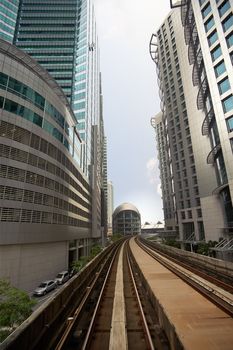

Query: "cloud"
<box><xmin>95</xmin><ymin>0</ymin><xmax>171</xmax><ymax>44</ymax></box>
<box><xmin>157</xmin><ymin>183</ymin><xmax>162</xmax><ymax>197</ymax></box>
<box><xmin>146</xmin><ymin>157</ymin><xmax>158</xmax><ymax>184</ymax></box>
<box><xmin>146</xmin><ymin>157</ymin><xmax>162</xmax><ymax>196</ymax></box>
<box><xmin>95</xmin><ymin>1</ymin><xmax>126</xmax><ymax>40</ymax></box>
<box><xmin>93</xmin><ymin>0</ymin><xmax>171</xmax><ymax>222</ymax></box>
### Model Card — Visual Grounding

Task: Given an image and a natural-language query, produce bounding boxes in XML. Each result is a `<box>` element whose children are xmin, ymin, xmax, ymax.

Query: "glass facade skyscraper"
<box><xmin>14</xmin><ymin>0</ymin><xmax>100</xmax><ymax>177</ymax></box>
<box><xmin>0</xmin><ymin>0</ymin><xmax>19</xmax><ymax>43</ymax></box>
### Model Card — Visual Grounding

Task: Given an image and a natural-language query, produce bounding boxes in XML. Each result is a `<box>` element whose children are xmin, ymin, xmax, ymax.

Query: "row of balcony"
<box><xmin>179</xmin><ymin>1</ymin><xmax>230</xmax><ymax>199</ymax></box>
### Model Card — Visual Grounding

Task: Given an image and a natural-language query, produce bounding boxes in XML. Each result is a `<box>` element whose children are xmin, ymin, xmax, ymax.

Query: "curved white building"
<box><xmin>0</xmin><ymin>40</ymin><xmax>92</xmax><ymax>291</ymax></box>
<box><xmin>112</xmin><ymin>203</ymin><xmax>141</xmax><ymax>236</ymax></box>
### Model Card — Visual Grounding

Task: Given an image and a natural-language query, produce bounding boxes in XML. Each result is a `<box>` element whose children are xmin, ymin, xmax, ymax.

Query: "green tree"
<box><xmin>111</xmin><ymin>233</ymin><xmax>123</xmax><ymax>242</ymax></box>
<box><xmin>71</xmin><ymin>256</ymin><xmax>90</xmax><ymax>273</ymax></box>
<box><xmin>196</xmin><ymin>243</ymin><xmax>209</xmax><ymax>255</ymax></box>
<box><xmin>162</xmin><ymin>238</ymin><xmax>181</xmax><ymax>249</ymax></box>
<box><xmin>71</xmin><ymin>246</ymin><xmax>102</xmax><ymax>274</ymax></box>
<box><xmin>90</xmin><ymin>245</ymin><xmax>102</xmax><ymax>258</ymax></box>
<box><xmin>0</xmin><ymin>279</ymin><xmax>36</xmax><ymax>342</ymax></box>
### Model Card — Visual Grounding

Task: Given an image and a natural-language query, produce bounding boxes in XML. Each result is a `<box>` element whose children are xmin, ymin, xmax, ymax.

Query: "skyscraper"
<box><xmin>151</xmin><ymin>113</ymin><xmax>176</xmax><ymax>232</ymax></box>
<box><xmin>14</xmin><ymin>0</ymin><xmax>100</xmax><ymax>177</ymax></box>
<box><xmin>14</xmin><ymin>0</ymin><xmax>105</xmax><ymax>240</ymax></box>
<box><xmin>0</xmin><ymin>0</ymin><xmax>106</xmax><ymax>289</ymax></box>
<box><xmin>0</xmin><ymin>0</ymin><xmax>19</xmax><ymax>43</ymax></box>
<box><xmin>151</xmin><ymin>1</ymin><xmax>233</xmax><ymax>256</ymax></box>
<box><xmin>107</xmin><ymin>180</ymin><xmax>114</xmax><ymax>234</ymax></box>
<box><xmin>150</xmin><ymin>9</ymin><xmax>207</xmax><ymax>246</ymax></box>
<box><xmin>179</xmin><ymin>0</ymin><xmax>233</xmax><ymax>254</ymax></box>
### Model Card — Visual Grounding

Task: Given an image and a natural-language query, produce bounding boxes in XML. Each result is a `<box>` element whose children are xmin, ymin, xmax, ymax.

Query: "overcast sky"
<box><xmin>95</xmin><ymin>0</ymin><xmax>171</xmax><ymax>223</ymax></box>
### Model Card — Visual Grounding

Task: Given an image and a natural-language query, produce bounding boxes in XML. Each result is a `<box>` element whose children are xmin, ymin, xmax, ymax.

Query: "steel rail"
<box><xmin>54</xmin><ymin>243</ymin><xmax>121</xmax><ymax>350</ymax></box>
<box><xmin>136</xmin><ymin>238</ymin><xmax>233</xmax><ymax>317</ymax></box>
<box><xmin>126</xmin><ymin>244</ymin><xmax>155</xmax><ymax>350</ymax></box>
<box><xmin>139</xmin><ymin>237</ymin><xmax>233</xmax><ymax>294</ymax></box>
<box><xmin>81</xmin><ymin>244</ymin><xmax>121</xmax><ymax>350</ymax></box>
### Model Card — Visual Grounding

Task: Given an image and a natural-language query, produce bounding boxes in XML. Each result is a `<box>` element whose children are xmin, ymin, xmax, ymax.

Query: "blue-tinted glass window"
<box><xmin>0</xmin><ymin>96</ymin><xmax>68</xmax><ymax>147</ymax></box>
<box><xmin>205</xmin><ymin>16</ymin><xmax>215</xmax><ymax>32</ymax></box>
<box><xmin>226</xmin><ymin>116</ymin><xmax>233</xmax><ymax>132</ymax></box>
<box><xmin>0</xmin><ymin>96</ymin><xmax>4</xmax><ymax>108</ymax></box>
<box><xmin>52</xmin><ymin>127</ymin><xmax>63</xmax><ymax>143</ymax></box>
<box><xmin>226</xmin><ymin>32</ymin><xmax>233</xmax><ymax>47</ymax></box>
<box><xmin>211</xmin><ymin>45</ymin><xmax>222</xmax><ymax>61</ymax></box>
<box><xmin>208</xmin><ymin>30</ymin><xmax>218</xmax><ymax>46</ymax></box>
<box><xmin>76</xmin><ymin>111</ymin><xmax>85</xmax><ymax>120</ymax></box>
<box><xmin>202</xmin><ymin>3</ymin><xmax>211</xmax><ymax>18</ymax></box>
<box><xmin>218</xmin><ymin>77</ymin><xmax>230</xmax><ymax>94</ymax></box>
<box><xmin>230</xmin><ymin>52</ymin><xmax>233</xmax><ymax>64</ymax></box>
<box><xmin>7</xmin><ymin>77</ymin><xmax>45</xmax><ymax>110</ymax></box>
<box><xmin>215</xmin><ymin>60</ymin><xmax>226</xmax><ymax>77</ymax></box>
<box><xmin>231</xmin><ymin>138</ymin><xmax>233</xmax><ymax>151</ymax></box>
<box><xmin>222</xmin><ymin>14</ymin><xmax>233</xmax><ymax>32</ymax></box>
<box><xmin>222</xmin><ymin>95</ymin><xmax>233</xmax><ymax>113</ymax></box>
<box><xmin>0</xmin><ymin>72</ymin><xmax>8</xmax><ymax>90</ymax></box>
<box><xmin>199</xmin><ymin>0</ymin><xmax>206</xmax><ymax>6</ymax></box>
<box><xmin>45</xmin><ymin>102</ymin><xmax>65</xmax><ymax>129</ymax></box>
<box><xmin>73</xmin><ymin>101</ymin><xmax>86</xmax><ymax>110</ymax></box>
<box><xmin>3</xmin><ymin>98</ymin><xmax>43</xmax><ymax>127</ymax></box>
<box><xmin>219</xmin><ymin>0</ymin><xmax>230</xmax><ymax>17</ymax></box>
<box><xmin>63</xmin><ymin>138</ymin><xmax>70</xmax><ymax>151</ymax></box>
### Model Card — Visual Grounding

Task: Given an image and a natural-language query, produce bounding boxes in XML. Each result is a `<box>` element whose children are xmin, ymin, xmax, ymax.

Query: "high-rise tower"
<box><xmin>150</xmin><ymin>10</ymin><xmax>207</xmax><ymax>246</ymax></box>
<box><xmin>151</xmin><ymin>1</ymin><xmax>233</xmax><ymax>257</ymax></box>
<box><xmin>151</xmin><ymin>113</ymin><xmax>176</xmax><ymax>232</ymax></box>
<box><xmin>14</xmin><ymin>0</ymin><xmax>100</xmax><ymax>177</ymax></box>
<box><xmin>107</xmin><ymin>180</ymin><xmax>114</xmax><ymax>234</ymax></box>
<box><xmin>0</xmin><ymin>0</ymin><xmax>19</xmax><ymax>43</ymax></box>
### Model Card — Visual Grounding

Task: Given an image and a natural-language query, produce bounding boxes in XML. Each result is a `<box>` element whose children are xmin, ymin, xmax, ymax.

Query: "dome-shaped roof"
<box><xmin>113</xmin><ymin>202</ymin><xmax>140</xmax><ymax>218</ymax></box>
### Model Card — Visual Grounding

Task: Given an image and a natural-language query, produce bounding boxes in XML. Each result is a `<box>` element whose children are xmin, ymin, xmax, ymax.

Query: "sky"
<box><xmin>94</xmin><ymin>0</ymin><xmax>171</xmax><ymax>224</ymax></box>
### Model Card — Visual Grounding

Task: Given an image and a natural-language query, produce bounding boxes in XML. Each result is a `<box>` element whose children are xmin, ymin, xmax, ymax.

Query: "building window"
<box><xmin>218</xmin><ymin>0</ymin><xmax>230</xmax><ymax>17</ymax></box>
<box><xmin>226</xmin><ymin>31</ymin><xmax>233</xmax><ymax>47</ymax></box>
<box><xmin>231</xmin><ymin>138</ymin><xmax>233</xmax><ymax>151</ymax></box>
<box><xmin>222</xmin><ymin>13</ymin><xmax>233</xmax><ymax>32</ymax></box>
<box><xmin>205</xmin><ymin>16</ymin><xmax>215</xmax><ymax>32</ymax></box>
<box><xmin>199</xmin><ymin>0</ymin><xmax>206</xmax><ymax>5</ymax></box>
<box><xmin>222</xmin><ymin>95</ymin><xmax>233</xmax><ymax>113</ymax></box>
<box><xmin>215</xmin><ymin>60</ymin><xmax>226</xmax><ymax>78</ymax></box>
<box><xmin>208</xmin><ymin>30</ymin><xmax>218</xmax><ymax>46</ymax></box>
<box><xmin>218</xmin><ymin>77</ymin><xmax>231</xmax><ymax>94</ymax></box>
<box><xmin>211</xmin><ymin>45</ymin><xmax>222</xmax><ymax>61</ymax></box>
<box><xmin>226</xmin><ymin>116</ymin><xmax>233</xmax><ymax>132</ymax></box>
<box><xmin>202</xmin><ymin>3</ymin><xmax>211</xmax><ymax>18</ymax></box>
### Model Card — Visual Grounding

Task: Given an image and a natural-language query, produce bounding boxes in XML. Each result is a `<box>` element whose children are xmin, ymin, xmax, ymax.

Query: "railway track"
<box><xmin>53</xmin><ymin>240</ymin><xmax>164</xmax><ymax>350</ymax></box>
<box><xmin>3</xmin><ymin>237</ymin><xmax>232</xmax><ymax>350</ymax></box>
<box><xmin>136</xmin><ymin>237</ymin><xmax>233</xmax><ymax>317</ymax></box>
<box><xmin>139</xmin><ymin>237</ymin><xmax>233</xmax><ymax>293</ymax></box>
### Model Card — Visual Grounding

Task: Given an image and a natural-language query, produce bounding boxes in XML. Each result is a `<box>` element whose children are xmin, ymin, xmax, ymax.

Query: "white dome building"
<box><xmin>112</xmin><ymin>203</ymin><xmax>141</xmax><ymax>236</ymax></box>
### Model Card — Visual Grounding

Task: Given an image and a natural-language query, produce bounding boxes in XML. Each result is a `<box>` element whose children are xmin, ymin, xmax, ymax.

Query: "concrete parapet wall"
<box><xmin>144</xmin><ymin>239</ymin><xmax>233</xmax><ymax>279</ymax></box>
<box><xmin>1</xmin><ymin>243</ymin><xmax>114</xmax><ymax>350</ymax></box>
